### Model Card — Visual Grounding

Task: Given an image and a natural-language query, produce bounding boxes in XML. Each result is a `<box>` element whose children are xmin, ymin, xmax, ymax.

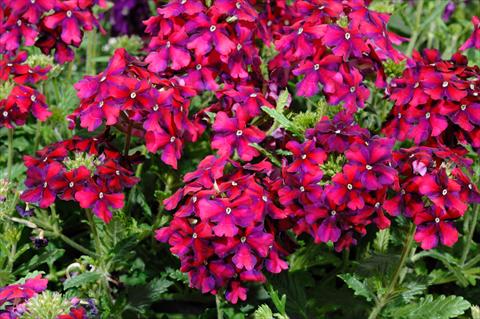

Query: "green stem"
<box><xmin>123</xmin><ymin>120</ymin><xmax>133</xmax><ymax>156</ymax></box>
<box><xmin>368</xmin><ymin>223</ymin><xmax>416</xmax><ymax>319</ymax></box>
<box><xmin>461</xmin><ymin>204</ymin><xmax>480</xmax><ymax>265</ymax></box>
<box><xmin>7</xmin><ymin>128</ymin><xmax>14</xmax><ymax>180</ymax></box>
<box><xmin>216</xmin><ymin>294</ymin><xmax>223</xmax><ymax>319</ymax></box>
<box><xmin>86</xmin><ymin>209</ymin><xmax>102</xmax><ymax>256</ymax></box>
<box><xmin>405</xmin><ymin>0</ymin><xmax>424</xmax><ymax>56</ymax></box>
<box><xmin>86</xmin><ymin>31</ymin><xmax>97</xmax><ymax>75</ymax></box>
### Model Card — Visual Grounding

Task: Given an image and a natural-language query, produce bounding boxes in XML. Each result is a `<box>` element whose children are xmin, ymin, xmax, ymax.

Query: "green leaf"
<box><xmin>289</xmin><ymin>244</ymin><xmax>341</xmax><ymax>271</ymax></box>
<box><xmin>63</xmin><ymin>271</ymin><xmax>102</xmax><ymax>290</ymax></box>
<box><xmin>338</xmin><ymin>273</ymin><xmax>375</xmax><ymax>302</ymax></box>
<box><xmin>373</xmin><ymin>228</ymin><xmax>390</xmax><ymax>254</ymax></box>
<box><xmin>388</xmin><ymin>295</ymin><xmax>471</xmax><ymax>319</ymax></box>
<box><xmin>276</xmin><ymin>89</ymin><xmax>290</xmax><ymax>112</ymax></box>
<box><xmin>261</xmin><ymin>106</ymin><xmax>302</xmax><ymax>136</ymax></box>
<box><xmin>254</xmin><ymin>304</ymin><xmax>274</xmax><ymax>319</ymax></box>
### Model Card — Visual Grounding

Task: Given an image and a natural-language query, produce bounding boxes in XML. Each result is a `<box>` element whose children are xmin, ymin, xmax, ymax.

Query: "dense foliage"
<box><xmin>1</xmin><ymin>0</ymin><xmax>480</xmax><ymax>318</ymax></box>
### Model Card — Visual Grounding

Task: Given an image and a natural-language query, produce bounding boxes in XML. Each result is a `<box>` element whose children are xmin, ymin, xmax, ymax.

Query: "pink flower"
<box><xmin>75</xmin><ymin>181</ymin><xmax>125</xmax><ymax>223</ymax></box>
<box><xmin>459</xmin><ymin>16</ymin><xmax>480</xmax><ymax>51</ymax></box>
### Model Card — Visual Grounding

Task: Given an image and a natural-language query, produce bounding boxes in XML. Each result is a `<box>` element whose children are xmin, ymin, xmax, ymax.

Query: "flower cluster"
<box><xmin>0</xmin><ymin>275</ymin><xmax>94</xmax><ymax>319</ymax></box>
<box><xmin>156</xmin><ymin>156</ymin><xmax>293</xmax><ymax>303</ymax></box>
<box><xmin>20</xmin><ymin>136</ymin><xmax>139</xmax><ymax>222</ymax></box>
<box><xmin>278</xmin><ymin>112</ymin><xmax>397</xmax><ymax>251</ymax></box>
<box><xmin>384</xmin><ymin>49</ymin><xmax>480</xmax><ymax>148</ymax></box>
<box><xmin>0</xmin><ymin>0</ymin><xmax>104</xmax><ymax>63</ymax></box>
<box><xmin>0</xmin><ymin>51</ymin><xmax>52</xmax><ymax>128</ymax></box>
<box><xmin>385</xmin><ymin>146</ymin><xmax>480</xmax><ymax>249</ymax></box>
<box><xmin>271</xmin><ymin>0</ymin><xmax>405</xmax><ymax>113</ymax></box>
<box><xmin>69</xmin><ymin>48</ymin><xmax>203</xmax><ymax>169</ymax></box>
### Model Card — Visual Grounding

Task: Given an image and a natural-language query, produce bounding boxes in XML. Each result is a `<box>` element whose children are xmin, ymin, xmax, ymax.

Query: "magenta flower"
<box><xmin>211</xmin><ymin>109</ymin><xmax>265</xmax><ymax>161</ymax></box>
<box><xmin>418</xmin><ymin>169</ymin><xmax>467</xmax><ymax>214</ymax></box>
<box><xmin>146</xmin><ymin>28</ymin><xmax>191</xmax><ymax>73</ymax></box>
<box><xmin>156</xmin><ymin>0</ymin><xmax>205</xmax><ymax>18</ymax></box>
<box><xmin>43</xmin><ymin>0</ymin><xmax>97</xmax><ymax>46</ymax></box>
<box><xmin>231</xmin><ymin>227</ymin><xmax>273</xmax><ymax>271</ymax></box>
<box><xmin>413</xmin><ymin>207</ymin><xmax>460</xmax><ymax>250</ymax></box>
<box><xmin>327</xmin><ymin>65</ymin><xmax>370</xmax><ymax>113</ymax></box>
<box><xmin>459</xmin><ymin>16</ymin><xmax>480</xmax><ymax>51</ymax></box>
<box><xmin>285</xmin><ymin>140</ymin><xmax>327</xmax><ymax>173</ymax></box>
<box><xmin>197</xmin><ymin>197</ymin><xmax>252</xmax><ymax>237</ymax></box>
<box><xmin>56</xmin><ymin>166</ymin><xmax>91</xmax><ymax>201</ymax></box>
<box><xmin>186</xmin><ymin>13</ymin><xmax>235</xmax><ymax>57</ymax></box>
<box><xmin>322</xmin><ymin>25</ymin><xmax>369</xmax><ymax>61</ymax></box>
<box><xmin>20</xmin><ymin>162</ymin><xmax>65</xmax><ymax>208</ymax></box>
<box><xmin>328</xmin><ymin>165</ymin><xmax>366</xmax><ymax>210</ymax></box>
<box><xmin>345</xmin><ymin>138</ymin><xmax>397</xmax><ymax>190</ymax></box>
<box><xmin>75</xmin><ymin>181</ymin><xmax>125</xmax><ymax>223</ymax></box>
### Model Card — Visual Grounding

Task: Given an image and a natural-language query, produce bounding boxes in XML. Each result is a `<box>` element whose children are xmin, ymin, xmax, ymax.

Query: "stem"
<box><xmin>216</xmin><ymin>294</ymin><xmax>223</xmax><ymax>319</ymax></box>
<box><xmin>405</xmin><ymin>0</ymin><xmax>424</xmax><ymax>56</ymax></box>
<box><xmin>58</xmin><ymin>233</ymin><xmax>97</xmax><ymax>257</ymax></box>
<box><xmin>461</xmin><ymin>204</ymin><xmax>480</xmax><ymax>265</ymax></box>
<box><xmin>368</xmin><ymin>223</ymin><xmax>416</xmax><ymax>319</ymax></box>
<box><xmin>7</xmin><ymin>128</ymin><xmax>14</xmax><ymax>180</ymax></box>
<box><xmin>123</xmin><ymin>120</ymin><xmax>133</xmax><ymax>156</ymax></box>
<box><xmin>86</xmin><ymin>31</ymin><xmax>97</xmax><ymax>75</ymax></box>
<box><xmin>86</xmin><ymin>209</ymin><xmax>102</xmax><ymax>256</ymax></box>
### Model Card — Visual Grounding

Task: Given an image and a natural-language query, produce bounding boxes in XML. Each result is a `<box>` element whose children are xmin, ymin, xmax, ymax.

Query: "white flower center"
<box><xmin>30</xmin><ymin>95</ymin><xmax>36</xmax><ymax>102</ymax></box>
<box><xmin>297</xmin><ymin>27</ymin><xmax>304</xmax><ymax>35</ymax></box>
<box><xmin>262</xmin><ymin>195</ymin><xmax>268</xmax><ymax>202</ymax></box>
<box><xmin>461</xmin><ymin>104</ymin><xmax>467</xmax><ymax>111</ymax></box>
<box><xmin>344</xmin><ymin>32</ymin><xmax>351</xmax><ymax>40</ymax></box>
<box><xmin>434</xmin><ymin>217</ymin><xmax>440</xmax><ymax>223</ymax></box>
<box><xmin>99</xmin><ymin>192</ymin><xmax>104</xmax><ymax>199</ymax></box>
<box><xmin>237</xmin><ymin>43</ymin><xmax>242</xmax><ymax>50</ymax></box>
<box><xmin>314</xmin><ymin>64</ymin><xmax>320</xmax><ymax>70</ymax></box>
<box><xmin>375</xmin><ymin>202</ymin><xmax>380</xmax><ymax>208</ymax></box>
<box><xmin>225</xmin><ymin>207</ymin><xmax>232</xmax><ymax>214</ymax></box>
<box><xmin>299</xmin><ymin>186</ymin><xmax>305</xmax><ymax>192</ymax></box>
<box><xmin>31</xmin><ymin>0</ymin><xmax>36</xmax><ymax>3</ymax></box>
<box><xmin>66</xmin><ymin>10</ymin><xmax>72</xmax><ymax>18</ymax></box>
<box><xmin>231</xmin><ymin>181</ymin><xmax>238</xmax><ymax>186</ymax></box>
<box><xmin>69</xmin><ymin>182</ymin><xmax>74</xmax><ymax>188</ymax></box>
<box><xmin>170</xmin><ymin>136</ymin><xmax>176</xmax><ymax>143</ymax></box>
<box><xmin>192</xmin><ymin>232</ymin><xmax>198</xmax><ymax>238</ymax></box>
<box><xmin>196</xmin><ymin>64</ymin><xmax>202</xmax><ymax>70</ymax></box>
<box><xmin>442</xmin><ymin>189</ymin><xmax>448</xmax><ymax>196</ymax></box>
<box><xmin>192</xmin><ymin>196</ymin><xmax>197</xmax><ymax>203</ymax></box>
<box><xmin>181</xmin><ymin>0</ymin><xmax>187</xmax><ymax>4</ymax></box>
<box><xmin>100</xmin><ymin>76</ymin><xmax>107</xmax><ymax>82</ymax></box>
<box><xmin>2</xmin><ymin>111</ymin><xmax>8</xmax><ymax>117</ymax></box>
<box><xmin>398</xmin><ymin>113</ymin><xmax>402</xmax><ymax>119</ymax></box>
<box><xmin>17</xmin><ymin>20</ymin><xmax>22</xmax><ymax>26</ymax></box>
<box><xmin>349</xmin><ymin>86</ymin><xmax>356</xmax><ymax>93</ymax></box>
<box><xmin>130</xmin><ymin>92</ymin><xmax>136</xmax><ymax>99</ymax></box>
<box><xmin>166</xmin><ymin>41</ymin><xmax>171</xmax><ymax>48</ymax></box>
<box><xmin>366</xmin><ymin>164</ymin><xmax>372</xmax><ymax>170</ymax></box>
<box><xmin>115</xmin><ymin>170</ymin><xmax>120</xmax><ymax>176</ymax></box>
<box><xmin>442</xmin><ymin>81</ymin><xmax>448</xmax><ymax>88</ymax></box>
<box><xmin>331</xmin><ymin>210</ymin><xmax>336</xmax><ymax>216</ymax></box>
<box><xmin>240</xmin><ymin>236</ymin><xmax>246</xmax><ymax>243</ymax></box>
<box><xmin>425</xmin><ymin>112</ymin><xmax>431</xmax><ymax>119</ymax></box>
<box><xmin>414</xmin><ymin>82</ymin><xmax>419</xmax><ymax>88</ymax></box>
<box><xmin>7</xmin><ymin>63</ymin><xmax>13</xmax><ymax>67</ymax></box>
<box><xmin>347</xmin><ymin>183</ymin><xmax>353</xmax><ymax>190</ymax></box>
<box><xmin>236</xmin><ymin>2</ymin><xmax>241</xmax><ymax>9</ymax></box>
<box><xmin>99</xmin><ymin>101</ymin><xmax>104</xmax><ymax>108</ymax></box>
<box><xmin>335</xmin><ymin>129</ymin><xmax>341</xmax><ymax>134</ymax></box>
<box><xmin>236</xmin><ymin>130</ymin><xmax>243</xmax><ymax>136</ymax></box>
<box><xmin>209</xmin><ymin>25</ymin><xmax>216</xmax><ymax>32</ymax></box>
<box><xmin>153</xmin><ymin>105</ymin><xmax>159</xmax><ymax>111</ymax></box>
<box><xmin>43</xmin><ymin>182</ymin><xmax>48</xmax><ymax>188</ymax></box>
<box><xmin>301</xmin><ymin>154</ymin><xmax>307</xmax><ymax>159</ymax></box>
<box><xmin>250</xmin><ymin>93</ymin><xmax>257</xmax><ymax>98</ymax></box>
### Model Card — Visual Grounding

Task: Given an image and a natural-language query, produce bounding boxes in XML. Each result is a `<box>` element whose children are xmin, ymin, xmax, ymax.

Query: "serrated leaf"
<box><xmin>276</xmin><ymin>89</ymin><xmax>290</xmax><ymax>112</ymax></box>
<box><xmin>338</xmin><ymin>273</ymin><xmax>374</xmax><ymax>302</ymax></box>
<box><xmin>261</xmin><ymin>106</ymin><xmax>302</xmax><ymax>136</ymax></box>
<box><xmin>388</xmin><ymin>295</ymin><xmax>471</xmax><ymax>319</ymax></box>
<box><xmin>289</xmin><ymin>244</ymin><xmax>341</xmax><ymax>271</ymax></box>
<box><xmin>254</xmin><ymin>304</ymin><xmax>274</xmax><ymax>319</ymax></box>
<box><xmin>373</xmin><ymin>229</ymin><xmax>390</xmax><ymax>254</ymax></box>
<box><xmin>64</xmin><ymin>271</ymin><xmax>102</xmax><ymax>290</ymax></box>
